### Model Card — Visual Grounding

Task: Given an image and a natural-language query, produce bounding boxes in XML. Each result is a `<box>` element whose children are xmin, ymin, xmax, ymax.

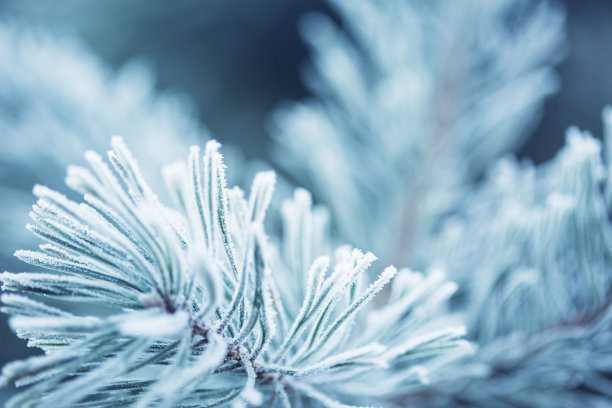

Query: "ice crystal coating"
<box><xmin>0</xmin><ymin>138</ymin><xmax>468</xmax><ymax>407</ymax></box>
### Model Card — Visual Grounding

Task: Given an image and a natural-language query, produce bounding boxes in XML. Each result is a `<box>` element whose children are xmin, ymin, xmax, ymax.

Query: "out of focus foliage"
<box><xmin>0</xmin><ymin>21</ymin><xmax>208</xmax><ymax>269</ymax></box>
<box><xmin>273</xmin><ymin>0</ymin><xmax>566</xmax><ymax>268</ymax></box>
<box><xmin>274</xmin><ymin>0</ymin><xmax>612</xmax><ymax>406</ymax></box>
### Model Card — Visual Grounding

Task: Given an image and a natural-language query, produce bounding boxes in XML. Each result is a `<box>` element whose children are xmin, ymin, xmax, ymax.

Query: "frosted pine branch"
<box><xmin>415</xmin><ymin>115</ymin><xmax>612</xmax><ymax>406</ymax></box>
<box><xmin>0</xmin><ymin>139</ymin><xmax>468</xmax><ymax>407</ymax></box>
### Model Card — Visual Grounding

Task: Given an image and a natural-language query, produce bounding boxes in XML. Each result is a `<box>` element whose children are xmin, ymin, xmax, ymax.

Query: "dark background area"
<box><xmin>1</xmin><ymin>0</ymin><xmax>612</xmax><ymax>392</ymax></box>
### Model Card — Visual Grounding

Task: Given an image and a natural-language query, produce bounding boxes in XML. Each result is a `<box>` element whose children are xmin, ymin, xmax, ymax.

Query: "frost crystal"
<box><xmin>0</xmin><ymin>139</ymin><xmax>467</xmax><ymax>407</ymax></box>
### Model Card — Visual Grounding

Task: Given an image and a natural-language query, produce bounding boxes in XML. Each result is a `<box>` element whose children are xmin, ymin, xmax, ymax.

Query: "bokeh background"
<box><xmin>0</xmin><ymin>0</ymin><xmax>611</xmax><ymax>401</ymax></box>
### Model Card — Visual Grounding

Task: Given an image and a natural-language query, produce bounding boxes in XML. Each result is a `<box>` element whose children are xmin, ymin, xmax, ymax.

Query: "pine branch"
<box><xmin>419</xmin><ymin>118</ymin><xmax>612</xmax><ymax>406</ymax></box>
<box><xmin>0</xmin><ymin>139</ymin><xmax>468</xmax><ymax>407</ymax></box>
<box><xmin>272</xmin><ymin>0</ymin><xmax>565</xmax><ymax>268</ymax></box>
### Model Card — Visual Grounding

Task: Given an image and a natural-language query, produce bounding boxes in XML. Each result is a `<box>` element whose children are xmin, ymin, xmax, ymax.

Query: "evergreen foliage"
<box><xmin>1</xmin><ymin>0</ymin><xmax>611</xmax><ymax>407</ymax></box>
<box><xmin>0</xmin><ymin>139</ymin><xmax>468</xmax><ymax>407</ymax></box>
